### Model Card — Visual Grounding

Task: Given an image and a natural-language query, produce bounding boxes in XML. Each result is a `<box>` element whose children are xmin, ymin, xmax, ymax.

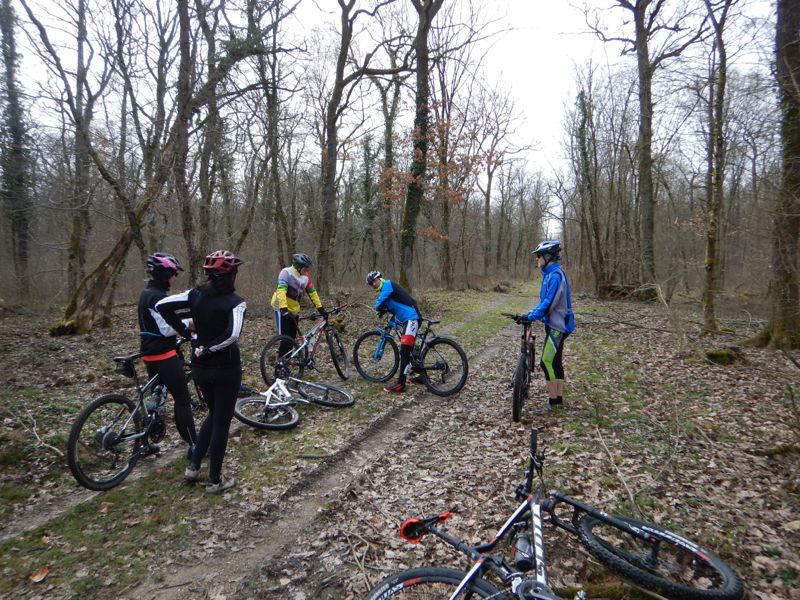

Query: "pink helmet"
<box><xmin>203</xmin><ymin>250</ymin><xmax>243</xmax><ymax>274</ymax></box>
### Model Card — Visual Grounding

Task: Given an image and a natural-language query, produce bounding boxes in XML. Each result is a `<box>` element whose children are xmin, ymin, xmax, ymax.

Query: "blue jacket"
<box><xmin>527</xmin><ymin>262</ymin><xmax>575</xmax><ymax>334</ymax></box>
<box><xmin>374</xmin><ymin>279</ymin><xmax>420</xmax><ymax>323</ymax></box>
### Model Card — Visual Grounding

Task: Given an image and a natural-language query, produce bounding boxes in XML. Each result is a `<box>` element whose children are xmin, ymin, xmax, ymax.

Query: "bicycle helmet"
<box><xmin>532</xmin><ymin>240</ymin><xmax>561</xmax><ymax>259</ymax></box>
<box><xmin>292</xmin><ymin>253</ymin><xmax>314</xmax><ymax>270</ymax></box>
<box><xmin>366</xmin><ymin>270</ymin><xmax>382</xmax><ymax>285</ymax></box>
<box><xmin>146</xmin><ymin>252</ymin><xmax>183</xmax><ymax>280</ymax></box>
<box><xmin>203</xmin><ymin>250</ymin><xmax>243</xmax><ymax>275</ymax></box>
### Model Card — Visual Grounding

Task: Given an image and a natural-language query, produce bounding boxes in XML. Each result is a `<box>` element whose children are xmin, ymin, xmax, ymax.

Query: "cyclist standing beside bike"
<box><xmin>270</xmin><ymin>253</ymin><xmax>328</xmax><ymax>358</ymax></box>
<box><xmin>527</xmin><ymin>241</ymin><xmax>575</xmax><ymax>412</ymax></box>
<box><xmin>137</xmin><ymin>253</ymin><xmax>197</xmax><ymax>454</ymax></box>
<box><xmin>157</xmin><ymin>250</ymin><xmax>246</xmax><ymax>494</ymax></box>
<box><xmin>367</xmin><ymin>271</ymin><xmax>421</xmax><ymax>394</ymax></box>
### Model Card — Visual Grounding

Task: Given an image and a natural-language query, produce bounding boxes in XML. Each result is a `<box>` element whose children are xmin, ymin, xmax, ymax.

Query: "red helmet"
<box><xmin>203</xmin><ymin>250</ymin><xmax>243</xmax><ymax>274</ymax></box>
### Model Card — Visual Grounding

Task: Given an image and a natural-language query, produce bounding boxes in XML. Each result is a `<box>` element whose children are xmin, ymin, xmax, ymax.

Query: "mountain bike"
<box><xmin>67</xmin><ymin>340</ymin><xmax>202</xmax><ymax>491</ymax></box>
<box><xmin>365</xmin><ymin>428</ymin><xmax>744</xmax><ymax>600</ymax></box>
<box><xmin>352</xmin><ymin>315</ymin><xmax>469</xmax><ymax>397</ymax></box>
<box><xmin>234</xmin><ymin>369</ymin><xmax>354</xmax><ymax>431</ymax></box>
<box><xmin>502</xmin><ymin>313</ymin><xmax>536</xmax><ymax>422</ymax></box>
<box><xmin>259</xmin><ymin>304</ymin><xmax>350</xmax><ymax>385</ymax></box>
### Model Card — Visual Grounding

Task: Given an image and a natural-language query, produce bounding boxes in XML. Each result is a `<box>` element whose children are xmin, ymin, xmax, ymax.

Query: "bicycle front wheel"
<box><xmin>353</xmin><ymin>330</ymin><xmax>399</xmax><ymax>382</ymax></box>
<box><xmin>419</xmin><ymin>337</ymin><xmax>469</xmax><ymax>397</ymax></box>
<box><xmin>259</xmin><ymin>334</ymin><xmax>307</xmax><ymax>385</ymax></box>
<box><xmin>67</xmin><ymin>394</ymin><xmax>142</xmax><ymax>491</ymax></box>
<box><xmin>577</xmin><ymin>514</ymin><xmax>744</xmax><ymax>600</ymax></box>
<box><xmin>326</xmin><ymin>329</ymin><xmax>350</xmax><ymax>380</ymax></box>
<box><xmin>364</xmin><ymin>567</ymin><xmax>508</xmax><ymax>599</ymax></box>
<box><xmin>294</xmin><ymin>380</ymin><xmax>355</xmax><ymax>407</ymax></box>
<box><xmin>234</xmin><ymin>396</ymin><xmax>300</xmax><ymax>430</ymax></box>
<box><xmin>511</xmin><ymin>354</ymin><xmax>529</xmax><ymax>423</ymax></box>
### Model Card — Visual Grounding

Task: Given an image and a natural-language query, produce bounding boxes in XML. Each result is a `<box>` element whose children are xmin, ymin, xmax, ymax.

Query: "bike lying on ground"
<box><xmin>234</xmin><ymin>363</ymin><xmax>354</xmax><ymax>431</ymax></box>
<box><xmin>503</xmin><ymin>313</ymin><xmax>536</xmax><ymax>423</ymax></box>
<box><xmin>352</xmin><ymin>316</ymin><xmax>469</xmax><ymax>397</ymax></box>
<box><xmin>365</xmin><ymin>428</ymin><xmax>744</xmax><ymax>600</ymax></box>
<box><xmin>259</xmin><ymin>304</ymin><xmax>350</xmax><ymax>385</ymax></box>
<box><xmin>67</xmin><ymin>339</ymin><xmax>202</xmax><ymax>491</ymax></box>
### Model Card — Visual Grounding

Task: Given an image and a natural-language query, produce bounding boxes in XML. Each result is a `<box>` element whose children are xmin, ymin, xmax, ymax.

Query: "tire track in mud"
<box><xmin>132</xmin><ymin>312</ymin><xmax>519</xmax><ymax>600</ymax></box>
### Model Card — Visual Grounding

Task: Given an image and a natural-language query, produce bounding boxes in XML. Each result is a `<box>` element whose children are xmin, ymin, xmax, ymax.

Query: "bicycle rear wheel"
<box><xmin>67</xmin><ymin>394</ymin><xmax>143</xmax><ymax>491</ymax></box>
<box><xmin>353</xmin><ymin>330</ymin><xmax>399</xmax><ymax>382</ymax></box>
<box><xmin>511</xmin><ymin>354</ymin><xmax>529</xmax><ymax>422</ymax></box>
<box><xmin>294</xmin><ymin>380</ymin><xmax>355</xmax><ymax>407</ymax></box>
<box><xmin>419</xmin><ymin>337</ymin><xmax>469</xmax><ymax>397</ymax></box>
<box><xmin>259</xmin><ymin>334</ymin><xmax>307</xmax><ymax>385</ymax></box>
<box><xmin>234</xmin><ymin>396</ymin><xmax>300</xmax><ymax>430</ymax></box>
<box><xmin>364</xmin><ymin>567</ymin><xmax>508</xmax><ymax>599</ymax></box>
<box><xmin>325</xmin><ymin>329</ymin><xmax>350</xmax><ymax>380</ymax></box>
<box><xmin>577</xmin><ymin>514</ymin><xmax>744</xmax><ymax>600</ymax></box>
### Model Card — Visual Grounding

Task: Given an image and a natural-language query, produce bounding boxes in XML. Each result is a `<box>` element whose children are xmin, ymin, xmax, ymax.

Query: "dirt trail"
<box><xmin>130</xmin><ymin>311</ymin><xmax>517</xmax><ymax>599</ymax></box>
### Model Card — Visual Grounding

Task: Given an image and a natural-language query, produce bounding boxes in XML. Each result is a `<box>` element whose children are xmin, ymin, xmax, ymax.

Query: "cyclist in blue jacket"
<box><xmin>527</xmin><ymin>241</ymin><xmax>574</xmax><ymax>412</ymax></box>
<box><xmin>367</xmin><ymin>271</ymin><xmax>421</xmax><ymax>394</ymax></box>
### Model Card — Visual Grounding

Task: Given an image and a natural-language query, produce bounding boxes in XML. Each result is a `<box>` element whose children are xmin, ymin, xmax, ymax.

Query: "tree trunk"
<box><xmin>399</xmin><ymin>0</ymin><xmax>444</xmax><ymax>291</ymax></box>
<box><xmin>754</xmin><ymin>0</ymin><xmax>800</xmax><ymax>348</ymax></box>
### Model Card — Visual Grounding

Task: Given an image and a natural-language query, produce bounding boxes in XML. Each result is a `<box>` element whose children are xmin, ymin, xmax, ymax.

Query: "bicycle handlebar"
<box><xmin>501</xmin><ymin>312</ymin><xmax>533</xmax><ymax>324</ymax></box>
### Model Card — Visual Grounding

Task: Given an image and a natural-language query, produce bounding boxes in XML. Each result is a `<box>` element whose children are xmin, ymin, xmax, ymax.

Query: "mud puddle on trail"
<box><xmin>127</xmin><ymin>321</ymin><xmax>518</xmax><ymax>600</ymax></box>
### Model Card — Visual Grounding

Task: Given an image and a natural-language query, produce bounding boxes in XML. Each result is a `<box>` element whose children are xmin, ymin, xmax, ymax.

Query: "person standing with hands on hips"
<box><xmin>527</xmin><ymin>241</ymin><xmax>575</xmax><ymax>412</ymax></box>
<box><xmin>157</xmin><ymin>250</ymin><xmax>246</xmax><ymax>494</ymax></box>
<box><xmin>270</xmin><ymin>253</ymin><xmax>328</xmax><ymax>359</ymax></box>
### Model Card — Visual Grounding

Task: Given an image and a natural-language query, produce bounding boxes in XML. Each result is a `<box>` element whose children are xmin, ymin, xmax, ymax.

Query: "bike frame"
<box><xmin>406</xmin><ymin>429</ymin><xmax>671</xmax><ymax>600</ymax></box>
<box><xmin>370</xmin><ymin>317</ymin><xmax>435</xmax><ymax>363</ymax></box>
<box><xmin>253</xmin><ymin>376</ymin><xmax>329</xmax><ymax>408</ymax></box>
<box><xmin>286</xmin><ymin>305</ymin><xmax>348</xmax><ymax>365</ymax></box>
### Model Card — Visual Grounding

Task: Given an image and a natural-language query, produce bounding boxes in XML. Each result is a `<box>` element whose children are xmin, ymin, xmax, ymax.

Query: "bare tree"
<box><xmin>588</xmin><ymin>0</ymin><xmax>707</xmax><ymax>288</ymax></box>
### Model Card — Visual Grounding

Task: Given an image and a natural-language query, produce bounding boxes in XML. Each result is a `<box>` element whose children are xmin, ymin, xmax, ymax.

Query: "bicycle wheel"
<box><xmin>234</xmin><ymin>396</ymin><xmax>300</xmax><ymax>430</ymax></box>
<box><xmin>364</xmin><ymin>566</ymin><xmax>508</xmax><ymax>599</ymax></box>
<box><xmin>294</xmin><ymin>380</ymin><xmax>355</xmax><ymax>407</ymax></box>
<box><xmin>259</xmin><ymin>334</ymin><xmax>307</xmax><ymax>385</ymax></box>
<box><xmin>577</xmin><ymin>514</ymin><xmax>744</xmax><ymax>600</ymax></box>
<box><xmin>419</xmin><ymin>337</ymin><xmax>469</xmax><ymax>397</ymax></box>
<box><xmin>325</xmin><ymin>329</ymin><xmax>350</xmax><ymax>380</ymax></box>
<box><xmin>67</xmin><ymin>394</ymin><xmax>143</xmax><ymax>491</ymax></box>
<box><xmin>353</xmin><ymin>330</ymin><xmax>399</xmax><ymax>382</ymax></box>
<box><xmin>511</xmin><ymin>354</ymin><xmax>529</xmax><ymax>423</ymax></box>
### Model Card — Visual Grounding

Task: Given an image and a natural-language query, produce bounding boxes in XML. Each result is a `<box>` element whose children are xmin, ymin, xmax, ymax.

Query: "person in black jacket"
<box><xmin>157</xmin><ymin>250</ymin><xmax>246</xmax><ymax>494</ymax></box>
<box><xmin>137</xmin><ymin>252</ymin><xmax>197</xmax><ymax>453</ymax></box>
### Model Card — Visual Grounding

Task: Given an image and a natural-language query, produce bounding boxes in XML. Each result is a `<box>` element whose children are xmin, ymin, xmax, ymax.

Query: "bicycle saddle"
<box><xmin>400</xmin><ymin>511</ymin><xmax>452</xmax><ymax>543</ymax></box>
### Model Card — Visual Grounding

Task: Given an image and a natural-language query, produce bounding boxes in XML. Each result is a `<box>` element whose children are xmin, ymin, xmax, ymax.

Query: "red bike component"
<box><xmin>400</xmin><ymin>512</ymin><xmax>453</xmax><ymax>543</ymax></box>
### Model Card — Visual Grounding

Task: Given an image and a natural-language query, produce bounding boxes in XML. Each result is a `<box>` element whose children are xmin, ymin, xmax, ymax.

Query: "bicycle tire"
<box><xmin>294</xmin><ymin>380</ymin><xmax>355</xmax><ymax>407</ymax></box>
<box><xmin>326</xmin><ymin>329</ymin><xmax>350</xmax><ymax>380</ymax></box>
<box><xmin>511</xmin><ymin>354</ymin><xmax>528</xmax><ymax>422</ymax></box>
<box><xmin>259</xmin><ymin>334</ymin><xmax>307</xmax><ymax>385</ymax></box>
<box><xmin>577</xmin><ymin>514</ymin><xmax>744</xmax><ymax>600</ymax></box>
<box><xmin>353</xmin><ymin>330</ymin><xmax>399</xmax><ymax>382</ymax></box>
<box><xmin>67</xmin><ymin>394</ymin><xmax>142</xmax><ymax>491</ymax></box>
<box><xmin>234</xmin><ymin>396</ymin><xmax>300</xmax><ymax>430</ymax></box>
<box><xmin>419</xmin><ymin>337</ymin><xmax>469</xmax><ymax>397</ymax></box>
<box><xmin>364</xmin><ymin>566</ymin><xmax>509</xmax><ymax>599</ymax></box>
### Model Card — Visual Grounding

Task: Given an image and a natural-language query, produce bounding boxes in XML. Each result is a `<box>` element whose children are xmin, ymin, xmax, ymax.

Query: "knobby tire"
<box><xmin>511</xmin><ymin>354</ymin><xmax>529</xmax><ymax>422</ymax></box>
<box><xmin>259</xmin><ymin>334</ymin><xmax>306</xmax><ymax>385</ymax></box>
<box><xmin>234</xmin><ymin>396</ymin><xmax>300</xmax><ymax>430</ymax></box>
<box><xmin>67</xmin><ymin>394</ymin><xmax>142</xmax><ymax>491</ymax></box>
<box><xmin>353</xmin><ymin>330</ymin><xmax>399</xmax><ymax>382</ymax></box>
<box><xmin>364</xmin><ymin>566</ymin><xmax>509</xmax><ymax>599</ymax></box>
<box><xmin>326</xmin><ymin>329</ymin><xmax>350</xmax><ymax>380</ymax></box>
<box><xmin>294</xmin><ymin>380</ymin><xmax>355</xmax><ymax>407</ymax></box>
<box><xmin>419</xmin><ymin>337</ymin><xmax>469</xmax><ymax>397</ymax></box>
<box><xmin>577</xmin><ymin>514</ymin><xmax>744</xmax><ymax>600</ymax></box>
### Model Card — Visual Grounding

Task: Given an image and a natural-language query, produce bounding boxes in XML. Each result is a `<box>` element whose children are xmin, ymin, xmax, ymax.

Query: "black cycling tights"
<box><xmin>146</xmin><ymin>356</ymin><xmax>197</xmax><ymax>445</ymax></box>
<box><xmin>192</xmin><ymin>366</ymin><xmax>241</xmax><ymax>483</ymax></box>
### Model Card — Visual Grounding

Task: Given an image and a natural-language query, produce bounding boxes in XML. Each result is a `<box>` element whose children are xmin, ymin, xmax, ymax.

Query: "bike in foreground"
<box><xmin>365</xmin><ymin>428</ymin><xmax>744</xmax><ymax>600</ymax></box>
<box><xmin>67</xmin><ymin>339</ymin><xmax>202</xmax><ymax>491</ymax></box>
<box><xmin>352</xmin><ymin>315</ymin><xmax>469</xmax><ymax>397</ymax></box>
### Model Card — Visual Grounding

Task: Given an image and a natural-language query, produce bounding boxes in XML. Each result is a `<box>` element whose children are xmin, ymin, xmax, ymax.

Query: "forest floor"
<box><xmin>0</xmin><ymin>283</ymin><xmax>798</xmax><ymax>600</ymax></box>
